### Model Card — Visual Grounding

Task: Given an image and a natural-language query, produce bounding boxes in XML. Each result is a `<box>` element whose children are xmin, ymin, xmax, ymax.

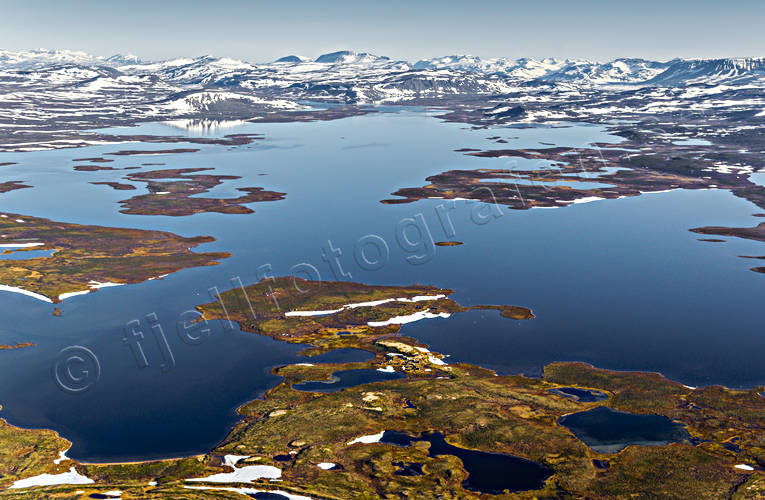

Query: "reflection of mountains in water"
<box><xmin>161</xmin><ymin>119</ymin><xmax>248</xmax><ymax>135</ymax></box>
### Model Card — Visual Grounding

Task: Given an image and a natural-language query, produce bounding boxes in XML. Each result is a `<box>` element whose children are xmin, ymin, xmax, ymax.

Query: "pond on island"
<box><xmin>292</xmin><ymin>368</ymin><xmax>405</xmax><ymax>393</ymax></box>
<box><xmin>549</xmin><ymin>386</ymin><xmax>609</xmax><ymax>402</ymax></box>
<box><xmin>558</xmin><ymin>406</ymin><xmax>692</xmax><ymax>453</ymax></box>
<box><xmin>378</xmin><ymin>430</ymin><xmax>553</xmax><ymax>494</ymax></box>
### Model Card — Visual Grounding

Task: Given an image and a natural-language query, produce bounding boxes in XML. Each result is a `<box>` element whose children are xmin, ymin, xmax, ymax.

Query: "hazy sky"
<box><xmin>2</xmin><ymin>0</ymin><xmax>764</xmax><ymax>62</ymax></box>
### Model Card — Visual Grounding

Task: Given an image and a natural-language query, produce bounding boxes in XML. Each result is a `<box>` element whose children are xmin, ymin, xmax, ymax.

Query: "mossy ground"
<box><xmin>0</xmin><ymin>212</ymin><xmax>229</xmax><ymax>301</ymax></box>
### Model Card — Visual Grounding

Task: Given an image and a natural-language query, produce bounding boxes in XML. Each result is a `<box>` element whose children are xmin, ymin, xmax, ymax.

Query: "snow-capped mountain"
<box><xmin>1</xmin><ymin>47</ymin><xmax>765</xmax><ymax>151</ymax></box>
<box><xmin>111</xmin><ymin>51</ymin><xmax>411</xmax><ymax>91</ymax></box>
<box><xmin>647</xmin><ymin>58</ymin><xmax>765</xmax><ymax>86</ymax></box>
<box><xmin>0</xmin><ymin>48</ymin><xmax>99</xmax><ymax>68</ymax></box>
<box><xmin>314</xmin><ymin>50</ymin><xmax>390</xmax><ymax>65</ymax></box>
<box><xmin>414</xmin><ymin>55</ymin><xmax>515</xmax><ymax>72</ymax></box>
<box><xmin>0</xmin><ymin>48</ymin><xmax>144</xmax><ymax>69</ymax></box>
<box><xmin>274</xmin><ymin>55</ymin><xmax>311</xmax><ymax>63</ymax></box>
<box><xmin>413</xmin><ymin>55</ymin><xmax>566</xmax><ymax>79</ymax></box>
<box><xmin>4</xmin><ymin>49</ymin><xmax>764</xmax><ymax>89</ymax></box>
<box><xmin>120</xmin><ymin>56</ymin><xmax>257</xmax><ymax>86</ymax></box>
<box><xmin>411</xmin><ymin>55</ymin><xmax>765</xmax><ymax>86</ymax></box>
<box><xmin>103</xmin><ymin>53</ymin><xmax>144</xmax><ymax>66</ymax></box>
<box><xmin>541</xmin><ymin>58</ymin><xmax>670</xmax><ymax>84</ymax></box>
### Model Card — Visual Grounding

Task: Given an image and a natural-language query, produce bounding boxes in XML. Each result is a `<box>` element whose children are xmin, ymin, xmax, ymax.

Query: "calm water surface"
<box><xmin>0</xmin><ymin>110</ymin><xmax>763</xmax><ymax>461</ymax></box>
<box><xmin>380</xmin><ymin>430</ymin><xmax>553</xmax><ymax>494</ymax></box>
<box><xmin>558</xmin><ymin>406</ymin><xmax>692</xmax><ymax>453</ymax></box>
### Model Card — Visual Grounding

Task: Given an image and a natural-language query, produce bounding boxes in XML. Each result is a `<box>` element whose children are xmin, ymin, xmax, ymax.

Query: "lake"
<box><xmin>0</xmin><ymin>109</ymin><xmax>764</xmax><ymax>461</ymax></box>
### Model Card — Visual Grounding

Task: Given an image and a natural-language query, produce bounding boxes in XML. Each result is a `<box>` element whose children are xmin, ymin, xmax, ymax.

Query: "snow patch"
<box><xmin>367</xmin><ymin>310</ymin><xmax>451</xmax><ymax>327</ymax></box>
<box><xmin>568</xmin><ymin>196</ymin><xmax>605</xmax><ymax>205</ymax></box>
<box><xmin>0</xmin><ymin>242</ymin><xmax>43</xmax><ymax>248</ymax></box>
<box><xmin>347</xmin><ymin>431</ymin><xmax>384</xmax><ymax>445</ymax></box>
<box><xmin>53</xmin><ymin>449</ymin><xmax>70</xmax><ymax>465</ymax></box>
<box><xmin>9</xmin><ymin>467</ymin><xmax>94</xmax><ymax>489</ymax></box>
<box><xmin>428</xmin><ymin>356</ymin><xmax>448</xmax><ymax>366</ymax></box>
<box><xmin>285</xmin><ymin>294</ymin><xmax>447</xmax><ymax>317</ymax></box>
<box><xmin>187</xmin><ymin>456</ymin><xmax>281</xmax><ymax>483</ymax></box>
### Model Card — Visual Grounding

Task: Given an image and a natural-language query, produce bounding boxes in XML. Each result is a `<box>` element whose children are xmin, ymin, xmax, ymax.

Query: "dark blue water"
<box><xmin>549</xmin><ymin>387</ymin><xmax>609</xmax><ymax>402</ymax></box>
<box><xmin>292</xmin><ymin>368</ymin><xmax>405</xmax><ymax>393</ymax></box>
<box><xmin>392</xmin><ymin>461</ymin><xmax>424</xmax><ymax>476</ymax></box>
<box><xmin>379</xmin><ymin>430</ymin><xmax>553</xmax><ymax>494</ymax></box>
<box><xmin>558</xmin><ymin>406</ymin><xmax>692</xmax><ymax>453</ymax></box>
<box><xmin>299</xmin><ymin>348</ymin><xmax>374</xmax><ymax>364</ymax></box>
<box><xmin>248</xmin><ymin>493</ymin><xmax>292</xmax><ymax>500</ymax></box>
<box><xmin>0</xmin><ymin>111</ymin><xmax>763</xmax><ymax>461</ymax></box>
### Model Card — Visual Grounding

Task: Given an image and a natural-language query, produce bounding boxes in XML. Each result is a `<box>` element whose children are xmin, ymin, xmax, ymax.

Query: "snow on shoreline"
<box><xmin>53</xmin><ymin>449</ymin><xmax>70</xmax><ymax>465</ymax></box>
<box><xmin>0</xmin><ymin>284</ymin><xmax>53</xmax><ymax>303</ymax></box>
<box><xmin>0</xmin><ymin>280</ymin><xmax>126</xmax><ymax>303</ymax></box>
<box><xmin>59</xmin><ymin>282</ymin><xmax>125</xmax><ymax>300</ymax></box>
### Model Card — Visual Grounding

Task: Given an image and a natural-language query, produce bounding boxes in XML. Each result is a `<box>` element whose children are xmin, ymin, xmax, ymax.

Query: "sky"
<box><xmin>1</xmin><ymin>0</ymin><xmax>764</xmax><ymax>63</ymax></box>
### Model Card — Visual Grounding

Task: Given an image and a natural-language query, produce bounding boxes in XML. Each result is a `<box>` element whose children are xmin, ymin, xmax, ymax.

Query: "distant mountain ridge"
<box><xmin>646</xmin><ymin>57</ymin><xmax>765</xmax><ymax>85</ymax></box>
<box><xmin>2</xmin><ymin>47</ymin><xmax>765</xmax><ymax>151</ymax></box>
<box><xmin>0</xmin><ymin>48</ymin><xmax>144</xmax><ymax>69</ymax></box>
<box><xmin>2</xmin><ymin>48</ymin><xmax>765</xmax><ymax>129</ymax></box>
<box><xmin>2</xmin><ymin>48</ymin><xmax>764</xmax><ymax>87</ymax></box>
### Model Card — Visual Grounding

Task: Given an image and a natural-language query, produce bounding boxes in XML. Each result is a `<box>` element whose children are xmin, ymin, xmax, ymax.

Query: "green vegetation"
<box><xmin>196</xmin><ymin>277</ymin><xmax>533</xmax><ymax>352</ymax></box>
<box><xmin>0</xmin><ymin>212</ymin><xmax>229</xmax><ymax>301</ymax></box>
<box><xmin>0</xmin><ymin>407</ymin><xmax>71</xmax><ymax>489</ymax></box>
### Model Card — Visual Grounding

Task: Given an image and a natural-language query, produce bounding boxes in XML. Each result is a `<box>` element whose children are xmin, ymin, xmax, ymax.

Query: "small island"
<box><xmin>0</xmin><ymin>342</ymin><xmax>35</xmax><ymax>350</ymax></box>
<box><xmin>89</xmin><ymin>167</ymin><xmax>286</xmax><ymax>216</ymax></box>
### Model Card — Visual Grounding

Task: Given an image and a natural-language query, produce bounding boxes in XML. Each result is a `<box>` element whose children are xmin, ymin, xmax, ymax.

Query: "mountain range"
<box><xmin>2</xmin><ymin>48</ymin><xmax>764</xmax><ymax>87</ymax></box>
<box><xmin>1</xmin><ymin>48</ymin><xmax>764</xmax><ymax>148</ymax></box>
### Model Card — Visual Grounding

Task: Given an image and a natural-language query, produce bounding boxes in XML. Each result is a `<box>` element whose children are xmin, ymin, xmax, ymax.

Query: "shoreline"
<box><xmin>3</xmin><ymin>349</ymin><xmax>760</xmax><ymax>467</ymax></box>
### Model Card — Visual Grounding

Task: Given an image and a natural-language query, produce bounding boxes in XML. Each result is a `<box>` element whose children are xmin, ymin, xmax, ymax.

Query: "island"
<box><xmin>0</xmin><ymin>212</ymin><xmax>229</xmax><ymax>302</ymax></box>
<box><xmin>0</xmin><ymin>181</ymin><xmax>30</xmax><ymax>194</ymax></box>
<box><xmin>383</xmin><ymin>145</ymin><xmax>765</xmax><ymax>211</ymax></box>
<box><xmin>0</xmin><ymin>342</ymin><xmax>35</xmax><ymax>350</ymax></box>
<box><xmin>89</xmin><ymin>167</ymin><xmax>286</xmax><ymax>216</ymax></box>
